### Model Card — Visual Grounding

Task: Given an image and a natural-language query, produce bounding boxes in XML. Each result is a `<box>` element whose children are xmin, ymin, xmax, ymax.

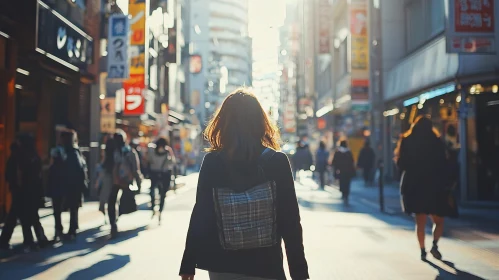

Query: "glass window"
<box><xmin>429</xmin><ymin>0</ymin><xmax>445</xmax><ymax>35</ymax></box>
<box><xmin>406</xmin><ymin>0</ymin><xmax>425</xmax><ymax>51</ymax></box>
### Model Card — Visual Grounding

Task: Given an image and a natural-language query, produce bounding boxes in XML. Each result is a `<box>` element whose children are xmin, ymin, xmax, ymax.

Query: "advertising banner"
<box><xmin>349</xmin><ymin>0</ymin><xmax>369</xmax><ymax>107</ymax></box>
<box><xmin>107</xmin><ymin>15</ymin><xmax>129</xmax><ymax>79</ymax></box>
<box><xmin>350</xmin><ymin>5</ymin><xmax>369</xmax><ymax>70</ymax></box>
<box><xmin>318</xmin><ymin>0</ymin><xmax>331</xmax><ymax>54</ymax></box>
<box><xmin>447</xmin><ymin>0</ymin><xmax>495</xmax><ymax>53</ymax></box>
<box><xmin>128</xmin><ymin>0</ymin><xmax>146</xmax><ymax>75</ymax></box>
<box><xmin>100</xmin><ymin>98</ymin><xmax>116</xmax><ymax>133</ymax></box>
<box><xmin>123</xmin><ymin>74</ymin><xmax>145</xmax><ymax>115</ymax></box>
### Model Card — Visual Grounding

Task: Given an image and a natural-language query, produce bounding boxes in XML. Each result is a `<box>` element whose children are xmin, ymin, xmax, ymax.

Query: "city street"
<box><xmin>1</xmin><ymin>173</ymin><xmax>499</xmax><ymax>280</ymax></box>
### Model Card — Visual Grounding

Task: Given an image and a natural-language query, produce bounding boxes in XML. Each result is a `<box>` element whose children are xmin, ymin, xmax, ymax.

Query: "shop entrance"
<box><xmin>474</xmin><ymin>94</ymin><xmax>499</xmax><ymax>201</ymax></box>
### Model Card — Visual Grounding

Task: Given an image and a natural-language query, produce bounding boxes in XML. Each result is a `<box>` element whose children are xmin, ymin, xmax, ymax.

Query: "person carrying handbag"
<box><xmin>107</xmin><ymin>130</ymin><xmax>142</xmax><ymax>238</ymax></box>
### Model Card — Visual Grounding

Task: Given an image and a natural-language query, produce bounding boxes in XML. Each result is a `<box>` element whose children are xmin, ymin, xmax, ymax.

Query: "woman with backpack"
<box><xmin>180</xmin><ymin>89</ymin><xmax>309</xmax><ymax>280</ymax></box>
<box><xmin>108</xmin><ymin>130</ymin><xmax>141</xmax><ymax>238</ymax></box>
<box><xmin>148</xmin><ymin>137</ymin><xmax>176</xmax><ymax>222</ymax></box>
<box><xmin>49</xmin><ymin>131</ymin><xmax>88</xmax><ymax>240</ymax></box>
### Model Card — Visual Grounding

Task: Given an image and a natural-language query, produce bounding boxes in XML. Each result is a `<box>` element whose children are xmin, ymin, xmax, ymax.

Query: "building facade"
<box><xmin>0</xmin><ymin>0</ymin><xmax>102</xmax><ymax>219</ymax></box>
<box><xmin>379</xmin><ymin>0</ymin><xmax>499</xmax><ymax>203</ymax></box>
<box><xmin>188</xmin><ymin>0</ymin><xmax>252</xmax><ymax>125</ymax></box>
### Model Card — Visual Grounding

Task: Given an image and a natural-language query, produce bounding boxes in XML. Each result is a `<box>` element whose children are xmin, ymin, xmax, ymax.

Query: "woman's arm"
<box><xmin>179</xmin><ymin>153</ymin><xmax>212</xmax><ymax>276</ymax></box>
<box><xmin>273</xmin><ymin>152</ymin><xmax>309</xmax><ymax>279</ymax></box>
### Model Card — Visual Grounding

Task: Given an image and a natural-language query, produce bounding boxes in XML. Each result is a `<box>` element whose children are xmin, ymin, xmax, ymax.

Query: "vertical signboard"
<box><xmin>350</xmin><ymin>3</ymin><xmax>369</xmax><ymax>70</ymax></box>
<box><xmin>124</xmin><ymin>0</ymin><xmax>146</xmax><ymax>115</ymax></box>
<box><xmin>318</xmin><ymin>0</ymin><xmax>331</xmax><ymax>54</ymax></box>
<box><xmin>123</xmin><ymin>75</ymin><xmax>145</xmax><ymax>115</ymax></box>
<box><xmin>107</xmin><ymin>15</ymin><xmax>129</xmax><ymax>79</ymax></box>
<box><xmin>350</xmin><ymin>0</ymin><xmax>370</xmax><ymax>108</ymax></box>
<box><xmin>100</xmin><ymin>98</ymin><xmax>116</xmax><ymax>133</ymax></box>
<box><xmin>447</xmin><ymin>0</ymin><xmax>496</xmax><ymax>53</ymax></box>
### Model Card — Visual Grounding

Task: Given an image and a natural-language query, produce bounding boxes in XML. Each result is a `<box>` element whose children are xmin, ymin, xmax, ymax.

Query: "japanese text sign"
<box><xmin>107</xmin><ymin>15</ymin><xmax>129</xmax><ymax>79</ymax></box>
<box><xmin>447</xmin><ymin>0</ymin><xmax>496</xmax><ymax>53</ymax></box>
<box><xmin>123</xmin><ymin>74</ymin><xmax>145</xmax><ymax>116</ymax></box>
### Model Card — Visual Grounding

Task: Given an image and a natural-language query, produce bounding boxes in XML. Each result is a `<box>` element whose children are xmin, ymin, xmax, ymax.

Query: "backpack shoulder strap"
<box><xmin>258</xmin><ymin>148</ymin><xmax>276</xmax><ymax>179</ymax></box>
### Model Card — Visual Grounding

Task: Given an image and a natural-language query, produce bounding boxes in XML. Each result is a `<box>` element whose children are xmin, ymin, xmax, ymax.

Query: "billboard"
<box><xmin>107</xmin><ymin>15</ymin><xmax>129</xmax><ymax>79</ymax></box>
<box><xmin>318</xmin><ymin>0</ymin><xmax>331</xmax><ymax>54</ymax></box>
<box><xmin>123</xmin><ymin>74</ymin><xmax>145</xmax><ymax>116</ymax></box>
<box><xmin>350</xmin><ymin>5</ymin><xmax>369</xmax><ymax>70</ymax></box>
<box><xmin>447</xmin><ymin>0</ymin><xmax>496</xmax><ymax>53</ymax></box>
<box><xmin>100</xmin><ymin>98</ymin><xmax>116</xmax><ymax>133</ymax></box>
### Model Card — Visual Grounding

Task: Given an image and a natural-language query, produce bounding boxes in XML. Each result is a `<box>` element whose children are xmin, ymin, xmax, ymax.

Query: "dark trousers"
<box><xmin>363</xmin><ymin>167</ymin><xmax>372</xmax><ymax>184</ymax></box>
<box><xmin>108</xmin><ymin>185</ymin><xmax>121</xmax><ymax>229</ymax></box>
<box><xmin>339</xmin><ymin>177</ymin><xmax>352</xmax><ymax>198</ymax></box>
<box><xmin>0</xmin><ymin>195</ymin><xmax>47</xmax><ymax>246</ymax></box>
<box><xmin>150</xmin><ymin>171</ymin><xmax>172</xmax><ymax>212</ymax></box>
<box><xmin>53</xmin><ymin>197</ymin><xmax>79</xmax><ymax>234</ymax></box>
<box><xmin>318</xmin><ymin>171</ymin><xmax>326</xmax><ymax>189</ymax></box>
<box><xmin>0</xmin><ymin>196</ymin><xmax>33</xmax><ymax>246</ymax></box>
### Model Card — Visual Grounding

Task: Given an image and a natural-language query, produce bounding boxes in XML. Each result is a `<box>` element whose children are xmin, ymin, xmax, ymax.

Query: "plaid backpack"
<box><xmin>213</xmin><ymin>148</ymin><xmax>277</xmax><ymax>250</ymax></box>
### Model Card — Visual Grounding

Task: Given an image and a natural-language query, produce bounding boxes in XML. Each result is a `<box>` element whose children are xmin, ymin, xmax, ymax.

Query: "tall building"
<box><xmin>188</xmin><ymin>0</ymin><xmax>252</xmax><ymax>125</ymax></box>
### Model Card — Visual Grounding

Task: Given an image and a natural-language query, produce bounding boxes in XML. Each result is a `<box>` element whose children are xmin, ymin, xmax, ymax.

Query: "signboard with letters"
<box><xmin>37</xmin><ymin>1</ymin><xmax>93</xmax><ymax>69</ymax></box>
<box><xmin>447</xmin><ymin>0</ymin><xmax>496</xmax><ymax>53</ymax></box>
<box><xmin>100</xmin><ymin>98</ymin><xmax>116</xmax><ymax>133</ymax></box>
<box><xmin>107</xmin><ymin>15</ymin><xmax>129</xmax><ymax>79</ymax></box>
<box><xmin>123</xmin><ymin>74</ymin><xmax>145</xmax><ymax>116</ymax></box>
<box><xmin>350</xmin><ymin>4</ymin><xmax>369</xmax><ymax>70</ymax></box>
<box><xmin>318</xmin><ymin>0</ymin><xmax>331</xmax><ymax>54</ymax></box>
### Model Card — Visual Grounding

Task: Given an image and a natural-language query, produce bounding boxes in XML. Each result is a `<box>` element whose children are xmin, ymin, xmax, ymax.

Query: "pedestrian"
<box><xmin>49</xmin><ymin>131</ymin><xmax>88</xmax><ymax>240</ymax></box>
<box><xmin>0</xmin><ymin>135</ymin><xmax>49</xmax><ymax>251</ymax></box>
<box><xmin>357</xmin><ymin>140</ymin><xmax>375</xmax><ymax>186</ymax></box>
<box><xmin>108</xmin><ymin>130</ymin><xmax>142</xmax><ymax>238</ymax></box>
<box><xmin>292</xmin><ymin>140</ymin><xmax>313</xmax><ymax>181</ymax></box>
<box><xmin>315</xmin><ymin>141</ymin><xmax>330</xmax><ymax>190</ymax></box>
<box><xmin>148</xmin><ymin>137</ymin><xmax>176</xmax><ymax>223</ymax></box>
<box><xmin>179</xmin><ymin>89</ymin><xmax>309</xmax><ymax>280</ymax></box>
<box><xmin>331</xmin><ymin>140</ymin><xmax>356</xmax><ymax>204</ymax></box>
<box><xmin>395</xmin><ymin>116</ymin><xmax>452</xmax><ymax>261</ymax></box>
<box><xmin>95</xmin><ymin>138</ymin><xmax>116</xmax><ymax>217</ymax></box>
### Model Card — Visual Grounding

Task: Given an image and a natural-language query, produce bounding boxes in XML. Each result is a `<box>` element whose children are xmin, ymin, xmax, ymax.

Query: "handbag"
<box><xmin>119</xmin><ymin>187</ymin><xmax>137</xmax><ymax>216</ymax></box>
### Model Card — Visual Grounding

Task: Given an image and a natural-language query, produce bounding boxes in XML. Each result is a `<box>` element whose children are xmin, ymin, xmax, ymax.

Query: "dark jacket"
<box><xmin>48</xmin><ymin>146</ymin><xmax>88</xmax><ymax>202</ymax></box>
<box><xmin>6</xmin><ymin>151</ymin><xmax>43</xmax><ymax>201</ymax></box>
<box><xmin>397</xmin><ymin>135</ymin><xmax>449</xmax><ymax>215</ymax></box>
<box><xmin>180</xmin><ymin>150</ymin><xmax>309</xmax><ymax>280</ymax></box>
<box><xmin>292</xmin><ymin>146</ymin><xmax>313</xmax><ymax>171</ymax></box>
<box><xmin>357</xmin><ymin>146</ymin><xmax>375</xmax><ymax>169</ymax></box>
<box><xmin>315</xmin><ymin>148</ymin><xmax>330</xmax><ymax>172</ymax></box>
<box><xmin>331</xmin><ymin>147</ymin><xmax>356</xmax><ymax>180</ymax></box>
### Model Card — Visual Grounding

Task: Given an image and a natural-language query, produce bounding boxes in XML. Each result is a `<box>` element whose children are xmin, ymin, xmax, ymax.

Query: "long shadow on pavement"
<box><xmin>0</xmin><ymin>225</ymin><xmax>147</xmax><ymax>280</ymax></box>
<box><xmin>424</xmin><ymin>259</ymin><xmax>486</xmax><ymax>280</ymax></box>
<box><xmin>65</xmin><ymin>253</ymin><xmax>131</xmax><ymax>280</ymax></box>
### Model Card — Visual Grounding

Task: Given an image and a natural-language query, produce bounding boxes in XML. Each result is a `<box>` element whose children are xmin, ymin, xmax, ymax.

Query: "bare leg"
<box><xmin>430</xmin><ymin>215</ymin><xmax>444</xmax><ymax>259</ymax></box>
<box><xmin>430</xmin><ymin>215</ymin><xmax>444</xmax><ymax>242</ymax></box>
<box><xmin>415</xmin><ymin>214</ymin><xmax>427</xmax><ymax>259</ymax></box>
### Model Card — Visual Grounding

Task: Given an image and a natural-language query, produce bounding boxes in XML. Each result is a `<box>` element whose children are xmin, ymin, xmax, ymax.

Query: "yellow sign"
<box><xmin>351</xmin><ymin>35</ymin><xmax>369</xmax><ymax>70</ymax></box>
<box><xmin>350</xmin><ymin>4</ymin><xmax>369</xmax><ymax>71</ymax></box>
<box><xmin>130</xmin><ymin>53</ymin><xmax>145</xmax><ymax>75</ymax></box>
<box><xmin>129</xmin><ymin>1</ymin><xmax>146</xmax><ymax>46</ymax></box>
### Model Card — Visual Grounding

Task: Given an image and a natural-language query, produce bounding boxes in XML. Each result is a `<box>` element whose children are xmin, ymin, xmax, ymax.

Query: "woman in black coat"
<box><xmin>395</xmin><ymin>116</ymin><xmax>449</xmax><ymax>261</ymax></box>
<box><xmin>331</xmin><ymin>140</ymin><xmax>356</xmax><ymax>204</ymax></box>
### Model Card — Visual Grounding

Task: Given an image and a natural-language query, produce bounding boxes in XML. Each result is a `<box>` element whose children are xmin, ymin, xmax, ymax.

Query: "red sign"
<box><xmin>123</xmin><ymin>74</ymin><xmax>145</xmax><ymax>115</ymax></box>
<box><xmin>455</xmin><ymin>0</ymin><xmax>494</xmax><ymax>33</ymax></box>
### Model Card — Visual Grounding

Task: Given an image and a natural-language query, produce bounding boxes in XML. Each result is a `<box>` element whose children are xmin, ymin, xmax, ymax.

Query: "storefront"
<box><xmin>383</xmin><ymin>37</ymin><xmax>499</xmax><ymax>203</ymax></box>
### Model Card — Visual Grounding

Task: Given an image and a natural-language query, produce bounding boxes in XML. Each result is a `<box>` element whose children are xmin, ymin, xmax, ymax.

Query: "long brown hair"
<box><xmin>204</xmin><ymin>88</ymin><xmax>281</xmax><ymax>161</ymax></box>
<box><xmin>394</xmin><ymin>115</ymin><xmax>440</xmax><ymax>159</ymax></box>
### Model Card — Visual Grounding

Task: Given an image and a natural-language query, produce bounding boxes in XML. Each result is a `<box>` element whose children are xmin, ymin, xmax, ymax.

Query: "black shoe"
<box><xmin>0</xmin><ymin>243</ymin><xmax>10</xmax><ymax>251</ymax></box>
<box><xmin>421</xmin><ymin>249</ymin><xmax>427</xmax><ymax>261</ymax></box>
<box><xmin>24</xmin><ymin>243</ymin><xmax>39</xmax><ymax>253</ymax></box>
<box><xmin>430</xmin><ymin>246</ymin><xmax>442</xmax><ymax>260</ymax></box>
<box><xmin>65</xmin><ymin>232</ymin><xmax>77</xmax><ymax>241</ymax></box>
<box><xmin>110</xmin><ymin>226</ymin><xmax>118</xmax><ymax>239</ymax></box>
<box><xmin>38</xmin><ymin>239</ymin><xmax>51</xmax><ymax>249</ymax></box>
